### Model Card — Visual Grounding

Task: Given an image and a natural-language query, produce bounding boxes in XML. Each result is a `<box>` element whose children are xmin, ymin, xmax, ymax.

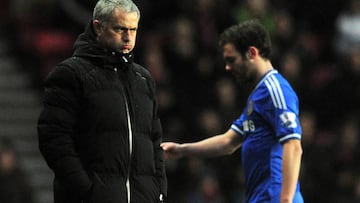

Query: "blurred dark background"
<box><xmin>0</xmin><ymin>0</ymin><xmax>359</xmax><ymax>202</ymax></box>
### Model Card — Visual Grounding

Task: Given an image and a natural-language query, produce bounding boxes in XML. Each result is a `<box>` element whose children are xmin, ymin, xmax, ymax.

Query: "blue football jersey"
<box><xmin>231</xmin><ymin>70</ymin><xmax>303</xmax><ymax>203</ymax></box>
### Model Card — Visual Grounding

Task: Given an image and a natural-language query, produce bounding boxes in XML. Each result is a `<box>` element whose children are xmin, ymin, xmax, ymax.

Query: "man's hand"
<box><xmin>160</xmin><ymin>142</ymin><xmax>183</xmax><ymax>159</ymax></box>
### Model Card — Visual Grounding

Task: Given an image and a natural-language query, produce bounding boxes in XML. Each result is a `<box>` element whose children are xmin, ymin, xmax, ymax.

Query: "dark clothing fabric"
<box><xmin>37</xmin><ymin>22</ymin><xmax>167</xmax><ymax>203</ymax></box>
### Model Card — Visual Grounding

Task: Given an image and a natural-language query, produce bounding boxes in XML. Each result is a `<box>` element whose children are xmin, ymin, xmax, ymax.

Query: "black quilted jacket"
<box><xmin>37</xmin><ymin>22</ymin><xmax>167</xmax><ymax>203</ymax></box>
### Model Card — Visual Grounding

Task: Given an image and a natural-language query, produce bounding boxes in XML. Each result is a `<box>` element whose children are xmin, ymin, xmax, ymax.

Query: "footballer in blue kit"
<box><xmin>231</xmin><ymin>69</ymin><xmax>303</xmax><ymax>203</ymax></box>
<box><xmin>162</xmin><ymin>20</ymin><xmax>304</xmax><ymax>203</ymax></box>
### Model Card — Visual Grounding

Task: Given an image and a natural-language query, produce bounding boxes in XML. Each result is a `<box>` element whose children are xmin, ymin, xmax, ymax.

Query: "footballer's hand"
<box><xmin>161</xmin><ymin>142</ymin><xmax>183</xmax><ymax>160</ymax></box>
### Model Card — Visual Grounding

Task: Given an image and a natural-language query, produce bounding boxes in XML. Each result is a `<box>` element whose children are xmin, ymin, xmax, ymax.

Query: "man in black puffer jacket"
<box><xmin>37</xmin><ymin>0</ymin><xmax>167</xmax><ymax>202</ymax></box>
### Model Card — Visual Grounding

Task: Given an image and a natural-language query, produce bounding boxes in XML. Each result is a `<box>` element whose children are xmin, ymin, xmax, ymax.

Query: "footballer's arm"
<box><xmin>161</xmin><ymin>129</ymin><xmax>242</xmax><ymax>159</ymax></box>
<box><xmin>281</xmin><ymin>139</ymin><xmax>303</xmax><ymax>203</ymax></box>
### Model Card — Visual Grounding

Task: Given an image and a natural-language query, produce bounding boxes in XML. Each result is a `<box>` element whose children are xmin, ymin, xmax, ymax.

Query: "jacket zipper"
<box><xmin>115</xmin><ymin>67</ymin><xmax>133</xmax><ymax>203</ymax></box>
<box><xmin>125</xmin><ymin>95</ymin><xmax>132</xmax><ymax>203</ymax></box>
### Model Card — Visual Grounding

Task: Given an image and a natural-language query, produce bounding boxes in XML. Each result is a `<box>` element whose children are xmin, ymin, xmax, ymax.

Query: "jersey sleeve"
<box><xmin>231</xmin><ymin>114</ymin><xmax>245</xmax><ymax>137</ymax></box>
<box><xmin>261</xmin><ymin>76</ymin><xmax>302</xmax><ymax>143</ymax></box>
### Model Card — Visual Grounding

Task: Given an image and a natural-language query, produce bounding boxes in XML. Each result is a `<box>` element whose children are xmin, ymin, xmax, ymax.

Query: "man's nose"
<box><xmin>122</xmin><ymin>32</ymin><xmax>130</xmax><ymax>42</ymax></box>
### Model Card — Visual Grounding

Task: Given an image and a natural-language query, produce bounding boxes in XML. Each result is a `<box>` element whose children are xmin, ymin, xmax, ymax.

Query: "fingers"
<box><xmin>160</xmin><ymin>142</ymin><xmax>167</xmax><ymax>150</ymax></box>
<box><xmin>160</xmin><ymin>143</ymin><xmax>167</xmax><ymax>150</ymax></box>
<box><xmin>161</xmin><ymin>142</ymin><xmax>181</xmax><ymax>159</ymax></box>
<box><xmin>160</xmin><ymin>142</ymin><xmax>173</xmax><ymax>151</ymax></box>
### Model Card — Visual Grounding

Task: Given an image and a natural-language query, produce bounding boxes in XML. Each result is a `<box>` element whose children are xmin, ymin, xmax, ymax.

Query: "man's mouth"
<box><xmin>123</xmin><ymin>45</ymin><xmax>131</xmax><ymax>49</ymax></box>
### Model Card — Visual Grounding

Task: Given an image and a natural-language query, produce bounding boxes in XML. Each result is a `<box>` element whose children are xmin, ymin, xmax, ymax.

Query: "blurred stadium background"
<box><xmin>0</xmin><ymin>0</ymin><xmax>359</xmax><ymax>202</ymax></box>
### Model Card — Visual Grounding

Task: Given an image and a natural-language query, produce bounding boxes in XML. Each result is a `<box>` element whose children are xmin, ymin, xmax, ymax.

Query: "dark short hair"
<box><xmin>219</xmin><ymin>20</ymin><xmax>272</xmax><ymax>59</ymax></box>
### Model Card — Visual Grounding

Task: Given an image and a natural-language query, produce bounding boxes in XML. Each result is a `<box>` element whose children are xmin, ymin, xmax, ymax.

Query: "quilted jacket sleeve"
<box><xmin>37</xmin><ymin>64</ymin><xmax>91</xmax><ymax>196</ymax></box>
<box><xmin>148</xmin><ymin>76</ymin><xmax>168</xmax><ymax>198</ymax></box>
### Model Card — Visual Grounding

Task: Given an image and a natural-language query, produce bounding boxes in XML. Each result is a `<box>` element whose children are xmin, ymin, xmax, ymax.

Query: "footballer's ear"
<box><xmin>247</xmin><ymin>46</ymin><xmax>258</xmax><ymax>59</ymax></box>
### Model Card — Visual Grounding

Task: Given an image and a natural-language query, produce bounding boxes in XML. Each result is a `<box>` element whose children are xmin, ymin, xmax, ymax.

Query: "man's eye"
<box><xmin>114</xmin><ymin>27</ymin><xmax>125</xmax><ymax>32</ymax></box>
<box><xmin>128</xmin><ymin>28</ymin><xmax>137</xmax><ymax>33</ymax></box>
<box><xmin>114</xmin><ymin>27</ymin><xmax>137</xmax><ymax>33</ymax></box>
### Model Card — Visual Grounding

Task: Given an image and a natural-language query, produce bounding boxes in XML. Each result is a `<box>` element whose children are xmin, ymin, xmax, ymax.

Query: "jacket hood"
<box><xmin>73</xmin><ymin>21</ymin><xmax>134</xmax><ymax>67</ymax></box>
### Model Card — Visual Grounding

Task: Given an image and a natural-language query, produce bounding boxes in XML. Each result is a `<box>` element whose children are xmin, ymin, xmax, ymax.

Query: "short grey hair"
<box><xmin>93</xmin><ymin>0</ymin><xmax>140</xmax><ymax>27</ymax></box>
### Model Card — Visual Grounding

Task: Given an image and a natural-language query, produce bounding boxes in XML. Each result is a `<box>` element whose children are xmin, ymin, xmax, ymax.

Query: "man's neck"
<box><xmin>256</xmin><ymin>58</ymin><xmax>273</xmax><ymax>82</ymax></box>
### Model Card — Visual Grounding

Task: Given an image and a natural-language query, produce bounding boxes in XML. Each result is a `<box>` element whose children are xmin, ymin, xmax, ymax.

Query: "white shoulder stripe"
<box><xmin>267</xmin><ymin>76</ymin><xmax>284</xmax><ymax>109</ymax></box>
<box><xmin>264</xmin><ymin>75</ymin><xmax>287</xmax><ymax>109</ymax></box>
<box><xmin>270</xmin><ymin>75</ymin><xmax>287</xmax><ymax>109</ymax></box>
<box><xmin>264</xmin><ymin>80</ymin><xmax>279</xmax><ymax>108</ymax></box>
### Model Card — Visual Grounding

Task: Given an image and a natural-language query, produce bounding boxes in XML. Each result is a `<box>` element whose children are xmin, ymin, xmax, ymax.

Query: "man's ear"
<box><xmin>92</xmin><ymin>20</ymin><xmax>102</xmax><ymax>36</ymax></box>
<box><xmin>247</xmin><ymin>46</ymin><xmax>258</xmax><ymax>59</ymax></box>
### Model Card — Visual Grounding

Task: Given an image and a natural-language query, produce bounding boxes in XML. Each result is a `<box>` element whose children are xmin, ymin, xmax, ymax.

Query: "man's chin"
<box><xmin>120</xmin><ymin>47</ymin><xmax>133</xmax><ymax>54</ymax></box>
<box><xmin>114</xmin><ymin>48</ymin><xmax>131</xmax><ymax>54</ymax></box>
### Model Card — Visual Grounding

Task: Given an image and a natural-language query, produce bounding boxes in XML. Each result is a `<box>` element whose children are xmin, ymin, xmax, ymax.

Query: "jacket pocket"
<box><xmin>83</xmin><ymin>173</ymin><xmax>127</xmax><ymax>203</ymax></box>
<box><xmin>54</xmin><ymin>178</ymin><xmax>81</xmax><ymax>203</ymax></box>
<box><xmin>83</xmin><ymin>172</ymin><xmax>108</xmax><ymax>203</ymax></box>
